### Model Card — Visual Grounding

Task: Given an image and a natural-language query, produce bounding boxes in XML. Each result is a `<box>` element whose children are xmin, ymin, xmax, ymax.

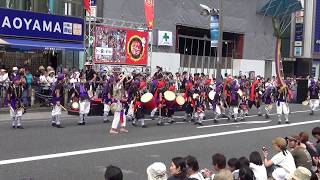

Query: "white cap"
<box><xmin>12</xmin><ymin>67</ymin><xmax>18</xmax><ymax>71</ymax></box>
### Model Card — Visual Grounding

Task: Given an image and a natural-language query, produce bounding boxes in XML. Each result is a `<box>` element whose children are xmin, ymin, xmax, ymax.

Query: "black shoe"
<box><xmin>265</xmin><ymin>114</ymin><xmax>270</xmax><ymax>119</ymax></box>
<box><xmin>51</xmin><ymin>123</ymin><xmax>56</xmax><ymax>127</ymax></box>
<box><xmin>141</xmin><ymin>125</ymin><xmax>147</xmax><ymax>128</ymax></box>
<box><xmin>17</xmin><ymin>126</ymin><xmax>24</xmax><ymax>129</ymax></box>
<box><xmin>278</xmin><ymin>121</ymin><xmax>281</xmax><ymax>124</ymax></box>
<box><xmin>78</xmin><ymin>122</ymin><xmax>85</xmax><ymax>126</ymax></box>
<box><xmin>168</xmin><ymin>120</ymin><xmax>175</xmax><ymax>124</ymax></box>
<box><xmin>56</xmin><ymin>125</ymin><xmax>64</xmax><ymax>128</ymax></box>
<box><xmin>11</xmin><ymin>126</ymin><xmax>16</xmax><ymax>129</ymax></box>
<box><xmin>103</xmin><ymin>120</ymin><xmax>109</xmax><ymax>123</ymax></box>
<box><xmin>285</xmin><ymin>121</ymin><xmax>290</xmax><ymax>124</ymax></box>
<box><xmin>310</xmin><ymin>111</ymin><xmax>314</xmax><ymax>115</ymax></box>
<box><xmin>198</xmin><ymin>123</ymin><xmax>203</xmax><ymax>126</ymax></box>
<box><xmin>214</xmin><ymin>119</ymin><xmax>218</xmax><ymax>123</ymax></box>
<box><xmin>258</xmin><ymin>113</ymin><xmax>262</xmax><ymax>116</ymax></box>
<box><xmin>241</xmin><ymin>118</ymin><xmax>245</xmax><ymax>121</ymax></box>
<box><xmin>234</xmin><ymin>119</ymin><xmax>238</xmax><ymax>122</ymax></box>
<box><xmin>245</xmin><ymin>113</ymin><xmax>249</xmax><ymax>116</ymax></box>
<box><xmin>132</xmin><ymin>122</ymin><xmax>137</xmax><ymax>127</ymax></box>
<box><xmin>183</xmin><ymin>119</ymin><xmax>187</xmax><ymax>122</ymax></box>
<box><xmin>194</xmin><ymin>122</ymin><xmax>199</xmax><ymax>125</ymax></box>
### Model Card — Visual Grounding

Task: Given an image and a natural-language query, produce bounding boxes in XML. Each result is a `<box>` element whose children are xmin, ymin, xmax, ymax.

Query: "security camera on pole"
<box><xmin>200</xmin><ymin>1</ymin><xmax>223</xmax><ymax>80</ymax></box>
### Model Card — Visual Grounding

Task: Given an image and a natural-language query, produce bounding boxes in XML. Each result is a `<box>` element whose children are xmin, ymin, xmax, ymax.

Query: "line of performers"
<box><xmin>7</xmin><ymin>72</ymin><xmax>320</xmax><ymax>133</ymax></box>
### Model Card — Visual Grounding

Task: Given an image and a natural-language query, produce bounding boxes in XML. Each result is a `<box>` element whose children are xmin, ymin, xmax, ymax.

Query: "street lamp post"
<box><xmin>200</xmin><ymin>0</ymin><xmax>223</xmax><ymax>80</ymax></box>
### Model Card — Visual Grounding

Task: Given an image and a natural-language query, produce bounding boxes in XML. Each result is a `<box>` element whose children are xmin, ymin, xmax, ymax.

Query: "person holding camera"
<box><xmin>262</xmin><ymin>137</ymin><xmax>296</xmax><ymax>178</ymax></box>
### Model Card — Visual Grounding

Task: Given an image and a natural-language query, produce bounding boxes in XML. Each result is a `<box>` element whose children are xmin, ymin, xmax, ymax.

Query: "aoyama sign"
<box><xmin>0</xmin><ymin>8</ymin><xmax>84</xmax><ymax>42</ymax></box>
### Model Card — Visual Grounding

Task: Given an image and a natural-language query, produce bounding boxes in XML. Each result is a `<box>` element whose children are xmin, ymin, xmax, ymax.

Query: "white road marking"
<box><xmin>197</xmin><ymin>120</ymin><xmax>272</xmax><ymax>128</ymax></box>
<box><xmin>0</xmin><ymin>118</ymin><xmax>319</xmax><ymax>166</ymax></box>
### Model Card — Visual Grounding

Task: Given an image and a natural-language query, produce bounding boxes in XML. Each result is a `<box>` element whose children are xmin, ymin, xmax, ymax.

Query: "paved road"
<box><xmin>0</xmin><ymin>104</ymin><xmax>319</xmax><ymax>180</ymax></box>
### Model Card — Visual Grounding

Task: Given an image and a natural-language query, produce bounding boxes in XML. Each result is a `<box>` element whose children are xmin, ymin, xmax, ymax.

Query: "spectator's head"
<box><xmin>312</xmin><ymin>127</ymin><xmax>320</xmax><ymax>140</ymax></box>
<box><xmin>227</xmin><ymin>158</ymin><xmax>238</xmax><ymax>172</ymax></box>
<box><xmin>104</xmin><ymin>165</ymin><xmax>123</xmax><ymax>180</ymax></box>
<box><xmin>236</xmin><ymin>157</ymin><xmax>249</xmax><ymax>169</ymax></box>
<box><xmin>288</xmin><ymin>166</ymin><xmax>311</xmax><ymax>180</ymax></box>
<box><xmin>169</xmin><ymin>157</ymin><xmax>187</xmax><ymax>177</ymax></box>
<box><xmin>185</xmin><ymin>155</ymin><xmax>200</xmax><ymax>176</ymax></box>
<box><xmin>310</xmin><ymin>171</ymin><xmax>318</xmax><ymax>180</ymax></box>
<box><xmin>212</xmin><ymin>153</ymin><xmax>226</xmax><ymax>171</ymax></box>
<box><xmin>299</xmin><ymin>132</ymin><xmax>309</xmax><ymax>144</ymax></box>
<box><xmin>249</xmin><ymin>151</ymin><xmax>263</xmax><ymax>166</ymax></box>
<box><xmin>146</xmin><ymin>162</ymin><xmax>167</xmax><ymax>180</ymax></box>
<box><xmin>287</xmin><ymin>135</ymin><xmax>300</xmax><ymax>149</ymax></box>
<box><xmin>238</xmin><ymin>167</ymin><xmax>254</xmax><ymax>180</ymax></box>
<box><xmin>272</xmin><ymin>137</ymin><xmax>288</xmax><ymax>152</ymax></box>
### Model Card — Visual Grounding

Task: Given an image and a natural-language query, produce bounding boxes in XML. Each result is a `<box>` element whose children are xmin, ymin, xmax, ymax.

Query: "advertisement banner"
<box><xmin>314</xmin><ymin>0</ymin><xmax>320</xmax><ymax>53</ymax></box>
<box><xmin>144</xmin><ymin>0</ymin><xmax>154</xmax><ymax>29</ymax></box>
<box><xmin>0</xmin><ymin>8</ymin><xmax>84</xmax><ymax>42</ymax></box>
<box><xmin>94</xmin><ymin>26</ymin><xmax>148</xmax><ymax>65</ymax></box>
<box><xmin>210</xmin><ymin>15</ymin><xmax>219</xmax><ymax>47</ymax></box>
<box><xmin>294</xmin><ymin>10</ymin><xmax>304</xmax><ymax>57</ymax></box>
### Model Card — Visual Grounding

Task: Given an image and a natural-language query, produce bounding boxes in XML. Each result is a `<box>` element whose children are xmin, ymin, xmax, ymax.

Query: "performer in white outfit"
<box><xmin>50</xmin><ymin>74</ymin><xmax>64</xmax><ymax>128</ymax></box>
<box><xmin>308</xmin><ymin>78</ymin><xmax>320</xmax><ymax>115</ymax></box>
<box><xmin>275</xmin><ymin>83</ymin><xmax>290</xmax><ymax>124</ymax></box>
<box><xmin>109</xmin><ymin>73</ymin><xmax>128</xmax><ymax>134</ymax></box>
<box><xmin>74</xmin><ymin>74</ymin><xmax>91</xmax><ymax>125</ymax></box>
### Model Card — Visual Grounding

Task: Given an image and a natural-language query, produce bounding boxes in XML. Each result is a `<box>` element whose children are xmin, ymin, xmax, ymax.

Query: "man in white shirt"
<box><xmin>185</xmin><ymin>155</ymin><xmax>205</xmax><ymax>180</ymax></box>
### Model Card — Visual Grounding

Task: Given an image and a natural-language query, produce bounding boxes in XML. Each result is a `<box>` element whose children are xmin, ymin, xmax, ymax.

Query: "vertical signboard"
<box><xmin>314</xmin><ymin>0</ymin><xmax>320</xmax><ymax>53</ymax></box>
<box><xmin>210</xmin><ymin>15</ymin><xmax>219</xmax><ymax>47</ymax></box>
<box><xmin>294</xmin><ymin>10</ymin><xmax>304</xmax><ymax>57</ymax></box>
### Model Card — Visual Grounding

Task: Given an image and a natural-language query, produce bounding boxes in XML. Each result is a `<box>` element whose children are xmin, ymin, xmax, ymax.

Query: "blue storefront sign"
<box><xmin>314</xmin><ymin>0</ymin><xmax>320</xmax><ymax>53</ymax></box>
<box><xmin>210</xmin><ymin>15</ymin><xmax>219</xmax><ymax>47</ymax></box>
<box><xmin>0</xmin><ymin>8</ymin><xmax>84</xmax><ymax>42</ymax></box>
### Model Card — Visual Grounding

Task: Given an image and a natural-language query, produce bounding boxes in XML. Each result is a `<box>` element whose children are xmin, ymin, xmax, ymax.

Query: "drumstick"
<box><xmin>60</xmin><ymin>105</ymin><xmax>68</xmax><ymax>111</ymax></box>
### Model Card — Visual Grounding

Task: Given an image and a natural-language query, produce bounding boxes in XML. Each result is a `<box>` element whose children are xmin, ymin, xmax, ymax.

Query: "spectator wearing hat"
<box><xmin>147</xmin><ymin>162</ymin><xmax>168</xmax><ymax>180</ymax></box>
<box><xmin>287</xmin><ymin>135</ymin><xmax>312</xmax><ymax>171</ymax></box>
<box><xmin>263</xmin><ymin>137</ymin><xmax>296</xmax><ymax>177</ymax></box>
<box><xmin>287</xmin><ymin>166</ymin><xmax>311</xmax><ymax>180</ymax></box>
<box><xmin>10</xmin><ymin>67</ymin><xmax>19</xmax><ymax>82</ymax></box>
<box><xmin>185</xmin><ymin>155</ymin><xmax>205</xmax><ymax>180</ymax></box>
<box><xmin>104</xmin><ymin>165</ymin><xmax>123</xmax><ymax>180</ymax></box>
<box><xmin>47</xmin><ymin>70</ymin><xmax>56</xmax><ymax>85</ymax></box>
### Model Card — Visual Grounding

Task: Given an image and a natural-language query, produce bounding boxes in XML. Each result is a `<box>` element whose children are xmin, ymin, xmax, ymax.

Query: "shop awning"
<box><xmin>0</xmin><ymin>38</ymin><xmax>84</xmax><ymax>51</ymax></box>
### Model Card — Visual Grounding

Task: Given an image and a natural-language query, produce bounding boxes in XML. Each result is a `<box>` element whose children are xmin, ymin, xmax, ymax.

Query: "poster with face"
<box><xmin>94</xmin><ymin>26</ymin><xmax>148</xmax><ymax>65</ymax></box>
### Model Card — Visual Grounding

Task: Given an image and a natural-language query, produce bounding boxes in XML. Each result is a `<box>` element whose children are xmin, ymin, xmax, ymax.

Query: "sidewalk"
<box><xmin>0</xmin><ymin>111</ymin><xmax>74</xmax><ymax>121</ymax></box>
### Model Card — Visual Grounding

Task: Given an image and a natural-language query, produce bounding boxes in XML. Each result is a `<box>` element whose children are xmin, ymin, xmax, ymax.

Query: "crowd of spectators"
<box><xmin>104</xmin><ymin>127</ymin><xmax>320</xmax><ymax>180</ymax></box>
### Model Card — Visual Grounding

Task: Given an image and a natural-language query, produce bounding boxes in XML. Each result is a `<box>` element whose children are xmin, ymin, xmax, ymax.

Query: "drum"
<box><xmin>208</xmin><ymin>90</ymin><xmax>216</xmax><ymax>100</ymax></box>
<box><xmin>192</xmin><ymin>93</ymin><xmax>199</xmax><ymax>99</ymax></box>
<box><xmin>141</xmin><ymin>92</ymin><xmax>157</xmax><ymax>110</ymax></box>
<box><xmin>71</xmin><ymin>102</ymin><xmax>80</xmax><ymax>110</ymax></box>
<box><xmin>164</xmin><ymin>91</ymin><xmax>176</xmax><ymax>101</ymax></box>
<box><xmin>176</xmin><ymin>95</ymin><xmax>185</xmax><ymax>106</ymax></box>
<box><xmin>302</xmin><ymin>100</ymin><xmax>309</xmax><ymax>106</ymax></box>
<box><xmin>110</xmin><ymin>103</ymin><xmax>119</xmax><ymax>113</ymax></box>
<box><xmin>237</xmin><ymin>89</ymin><xmax>243</xmax><ymax>97</ymax></box>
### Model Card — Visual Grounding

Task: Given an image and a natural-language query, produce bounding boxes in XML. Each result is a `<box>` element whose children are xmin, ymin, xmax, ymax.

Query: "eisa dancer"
<box><xmin>7</xmin><ymin>76</ymin><xmax>25</xmax><ymax>129</ymax></box>
<box><xmin>249</xmin><ymin>78</ymin><xmax>262</xmax><ymax>116</ymax></box>
<box><xmin>229</xmin><ymin>80</ymin><xmax>241</xmax><ymax>122</ymax></box>
<box><xmin>73</xmin><ymin>74</ymin><xmax>91</xmax><ymax>125</ymax></box>
<box><xmin>194</xmin><ymin>92</ymin><xmax>205</xmax><ymax>126</ymax></box>
<box><xmin>308</xmin><ymin>78</ymin><xmax>320</xmax><ymax>115</ymax></box>
<box><xmin>50</xmin><ymin>74</ymin><xmax>64</xmax><ymax>128</ymax></box>
<box><xmin>263</xmin><ymin>85</ymin><xmax>274</xmax><ymax>119</ymax></box>
<box><xmin>102</xmin><ymin>76</ymin><xmax>112</xmax><ymax>123</ymax></box>
<box><xmin>109</xmin><ymin>73</ymin><xmax>128</xmax><ymax>134</ymax></box>
<box><xmin>275</xmin><ymin>82</ymin><xmax>290</xmax><ymax>124</ymax></box>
